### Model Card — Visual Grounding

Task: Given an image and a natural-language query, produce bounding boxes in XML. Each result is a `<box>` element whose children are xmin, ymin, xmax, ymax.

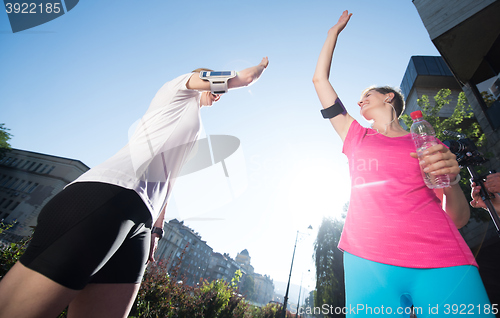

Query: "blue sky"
<box><xmin>1</xmin><ymin>0</ymin><xmax>440</xmax><ymax>295</ymax></box>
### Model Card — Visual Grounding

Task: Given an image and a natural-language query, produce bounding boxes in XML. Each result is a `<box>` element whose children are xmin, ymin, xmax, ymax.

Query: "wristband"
<box><xmin>199</xmin><ymin>71</ymin><xmax>236</xmax><ymax>94</ymax></box>
<box><xmin>450</xmin><ymin>174</ymin><xmax>461</xmax><ymax>186</ymax></box>
<box><xmin>321</xmin><ymin>98</ymin><xmax>347</xmax><ymax>119</ymax></box>
<box><xmin>151</xmin><ymin>226</ymin><xmax>164</xmax><ymax>239</ymax></box>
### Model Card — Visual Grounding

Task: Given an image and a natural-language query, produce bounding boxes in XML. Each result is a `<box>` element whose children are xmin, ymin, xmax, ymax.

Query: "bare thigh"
<box><xmin>68</xmin><ymin>283</ymin><xmax>141</xmax><ymax>318</ymax></box>
<box><xmin>0</xmin><ymin>262</ymin><xmax>79</xmax><ymax>318</ymax></box>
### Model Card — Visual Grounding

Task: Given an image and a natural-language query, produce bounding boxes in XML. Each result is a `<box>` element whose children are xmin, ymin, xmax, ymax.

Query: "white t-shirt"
<box><xmin>72</xmin><ymin>73</ymin><xmax>202</xmax><ymax>222</ymax></box>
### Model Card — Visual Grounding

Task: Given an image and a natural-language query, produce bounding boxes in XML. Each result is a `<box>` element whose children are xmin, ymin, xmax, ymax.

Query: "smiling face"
<box><xmin>358</xmin><ymin>89</ymin><xmax>391</xmax><ymax>120</ymax></box>
<box><xmin>199</xmin><ymin>91</ymin><xmax>221</xmax><ymax>107</ymax></box>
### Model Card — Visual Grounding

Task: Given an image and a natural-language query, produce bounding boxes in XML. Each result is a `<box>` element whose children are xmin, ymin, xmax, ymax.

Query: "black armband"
<box><xmin>321</xmin><ymin>98</ymin><xmax>347</xmax><ymax>119</ymax></box>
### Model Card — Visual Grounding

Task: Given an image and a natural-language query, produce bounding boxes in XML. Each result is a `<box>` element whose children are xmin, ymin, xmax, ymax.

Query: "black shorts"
<box><xmin>20</xmin><ymin>182</ymin><xmax>152</xmax><ymax>290</ymax></box>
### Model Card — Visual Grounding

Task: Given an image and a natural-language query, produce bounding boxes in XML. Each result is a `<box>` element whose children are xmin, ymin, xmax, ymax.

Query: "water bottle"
<box><xmin>410</xmin><ymin>110</ymin><xmax>450</xmax><ymax>189</ymax></box>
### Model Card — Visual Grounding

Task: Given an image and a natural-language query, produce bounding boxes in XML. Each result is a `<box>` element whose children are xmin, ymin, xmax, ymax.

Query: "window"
<box><xmin>27</xmin><ymin>183</ymin><xmax>39</xmax><ymax>194</ymax></box>
<box><xmin>21</xmin><ymin>161</ymin><xmax>31</xmax><ymax>169</ymax></box>
<box><xmin>34</xmin><ymin>163</ymin><xmax>43</xmax><ymax>172</ymax></box>
<box><xmin>20</xmin><ymin>181</ymin><xmax>32</xmax><ymax>192</ymax></box>
<box><xmin>6</xmin><ymin>178</ymin><xmax>19</xmax><ymax>189</ymax></box>
<box><xmin>1</xmin><ymin>177</ymin><xmax>12</xmax><ymax>187</ymax></box>
<box><xmin>46</xmin><ymin>166</ymin><xmax>55</xmax><ymax>174</ymax></box>
<box><xmin>13</xmin><ymin>180</ymin><xmax>25</xmax><ymax>190</ymax></box>
<box><xmin>13</xmin><ymin>159</ymin><xmax>23</xmax><ymax>167</ymax></box>
<box><xmin>9</xmin><ymin>158</ymin><xmax>18</xmax><ymax>166</ymax></box>
<box><xmin>38</xmin><ymin>164</ymin><xmax>48</xmax><ymax>173</ymax></box>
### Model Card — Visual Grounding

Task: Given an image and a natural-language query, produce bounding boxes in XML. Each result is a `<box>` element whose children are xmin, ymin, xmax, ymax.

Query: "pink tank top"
<box><xmin>339</xmin><ymin>120</ymin><xmax>477</xmax><ymax>268</ymax></box>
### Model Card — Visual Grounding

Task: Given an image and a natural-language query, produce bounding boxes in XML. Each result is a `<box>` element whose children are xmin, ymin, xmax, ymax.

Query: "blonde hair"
<box><xmin>191</xmin><ymin>68</ymin><xmax>214</xmax><ymax>73</ymax></box>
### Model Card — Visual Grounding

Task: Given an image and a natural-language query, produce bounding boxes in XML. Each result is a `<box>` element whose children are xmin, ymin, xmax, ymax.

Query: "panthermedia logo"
<box><xmin>3</xmin><ymin>0</ymin><xmax>78</xmax><ymax>33</ymax></box>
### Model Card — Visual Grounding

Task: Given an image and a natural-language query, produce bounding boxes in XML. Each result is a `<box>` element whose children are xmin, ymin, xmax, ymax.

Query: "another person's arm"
<box><xmin>470</xmin><ymin>172</ymin><xmax>500</xmax><ymax>214</ymax></box>
<box><xmin>411</xmin><ymin>144</ymin><xmax>470</xmax><ymax>228</ymax></box>
<box><xmin>186</xmin><ymin>57</ymin><xmax>269</xmax><ymax>91</ymax></box>
<box><xmin>312</xmin><ymin>10</ymin><xmax>354</xmax><ymax>141</ymax></box>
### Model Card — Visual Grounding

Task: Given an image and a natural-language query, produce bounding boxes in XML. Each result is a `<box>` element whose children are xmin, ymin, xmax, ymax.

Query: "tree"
<box><xmin>313</xmin><ymin>207</ymin><xmax>346</xmax><ymax>318</ymax></box>
<box><xmin>240</xmin><ymin>274</ymin><xmax>255</xmax><ymax>301</ymax></box>
<box><xmin>0</xmin><ymin>124</ymin><xmax>12</xmax><ymax>159</ymax></box>
<box><xmin>400</xmin><ymin>88</ymin><xmax>486</xmax><ymax>148</ymax></box>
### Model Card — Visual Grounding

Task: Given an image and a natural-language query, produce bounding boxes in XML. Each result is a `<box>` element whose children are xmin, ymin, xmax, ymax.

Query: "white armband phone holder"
<box><xmin>199</xmin><ymin>71</ymin><xmax>236</xmax><ymax>94</ymax></box>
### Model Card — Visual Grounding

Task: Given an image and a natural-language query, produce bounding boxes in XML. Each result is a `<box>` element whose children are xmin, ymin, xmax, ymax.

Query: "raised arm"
<box><xmin>312</xmin><ymin>10</ymin><xmax>354</xmax><ymax>141</ymax></box>
<box><xmin>186</xmin><ymin>57</ymin><xmax>269</xmax><ymax>91</ymax></box>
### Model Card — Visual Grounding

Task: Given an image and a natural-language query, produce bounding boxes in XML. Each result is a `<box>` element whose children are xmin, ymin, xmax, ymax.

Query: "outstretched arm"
<box><xmin>312</xmin><ymin>10</ymin><xmax>354</xmax><ymax>141</ymax></box>
<box><xmin>186</xmin><ymin>57</ymin><xmax>269</xmax><ymax>91</ymax></box>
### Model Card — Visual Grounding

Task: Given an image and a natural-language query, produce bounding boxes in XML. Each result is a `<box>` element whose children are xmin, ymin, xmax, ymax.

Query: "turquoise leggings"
<box><xmin>344</xmin><ymin>252</ymin><xmax>496</xmax><ymax>317</ymax></box>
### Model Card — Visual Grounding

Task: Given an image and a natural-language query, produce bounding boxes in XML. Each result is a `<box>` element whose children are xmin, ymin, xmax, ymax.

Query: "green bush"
<box><xmin>0</xmin><ymin>222</ymin><xmax>30</xmax><ymax>279</ymax></box>
<box><xmin>130</xmin><ymin>261</ymin><xmax>249</xmax><ymax>318</ymax></box>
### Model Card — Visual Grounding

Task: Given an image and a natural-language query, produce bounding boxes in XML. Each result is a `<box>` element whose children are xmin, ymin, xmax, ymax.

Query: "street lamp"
<box><xmin>282</xmin><ymin>225</ymin><xmax>312</xmax><ymax>318</ymax></box>
<box><xmin>295</xmin><ymin>269</ymin><xmax>310</xmax><ymax>318</ymax></box>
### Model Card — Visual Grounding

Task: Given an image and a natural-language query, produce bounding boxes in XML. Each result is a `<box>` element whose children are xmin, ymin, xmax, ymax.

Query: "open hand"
<box><xmin>259</xmin><ymin>57</ymin><xmax>269</xmax><ymax>69</ymax></box>
<box><xmin>329</xmin><ymin>10</ymin><xmax>353</xmax><ymax>35</ymax></box>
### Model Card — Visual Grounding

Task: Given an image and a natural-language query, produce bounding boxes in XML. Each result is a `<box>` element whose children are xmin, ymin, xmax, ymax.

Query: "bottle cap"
<box><xmin>411</xmin><ymin>110</ymin><xmax>423</xmax><ymax>120</ymax></box>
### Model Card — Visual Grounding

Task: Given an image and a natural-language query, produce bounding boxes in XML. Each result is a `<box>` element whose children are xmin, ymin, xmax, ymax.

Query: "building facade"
<box><xmin>0</xmin><ymin>149</ymin><xmax>89</xmax><ymax>243</ymax></box>
<box><xmin>253</xmin><ymin>273</ymin><xmax>274</xmax><ymax>305</ymax></box>
<box><xmin>235</xmin><ymin>249</ymin><xmax>274</xmax><ymax>305</ymax></box>
<box><xmin>205</xmin><ymin>252</ymin><xmax>243</xmax><ymax>284</ymax></box>
<box><xmin>155</xmin><ymin>219</ymin><xmax>213</xmax><ymax>286</ymax></box>
<box><xmin>235</xmin><ymin>248</ymin><xmax>254</xmax><ymax>276</ymax></box>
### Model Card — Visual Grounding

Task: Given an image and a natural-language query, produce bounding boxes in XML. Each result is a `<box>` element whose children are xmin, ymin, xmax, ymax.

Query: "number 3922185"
<box><xmin>5</xmin><ymin>3</ymin><xmax>62</xmax><ymax>14</ymax></box>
